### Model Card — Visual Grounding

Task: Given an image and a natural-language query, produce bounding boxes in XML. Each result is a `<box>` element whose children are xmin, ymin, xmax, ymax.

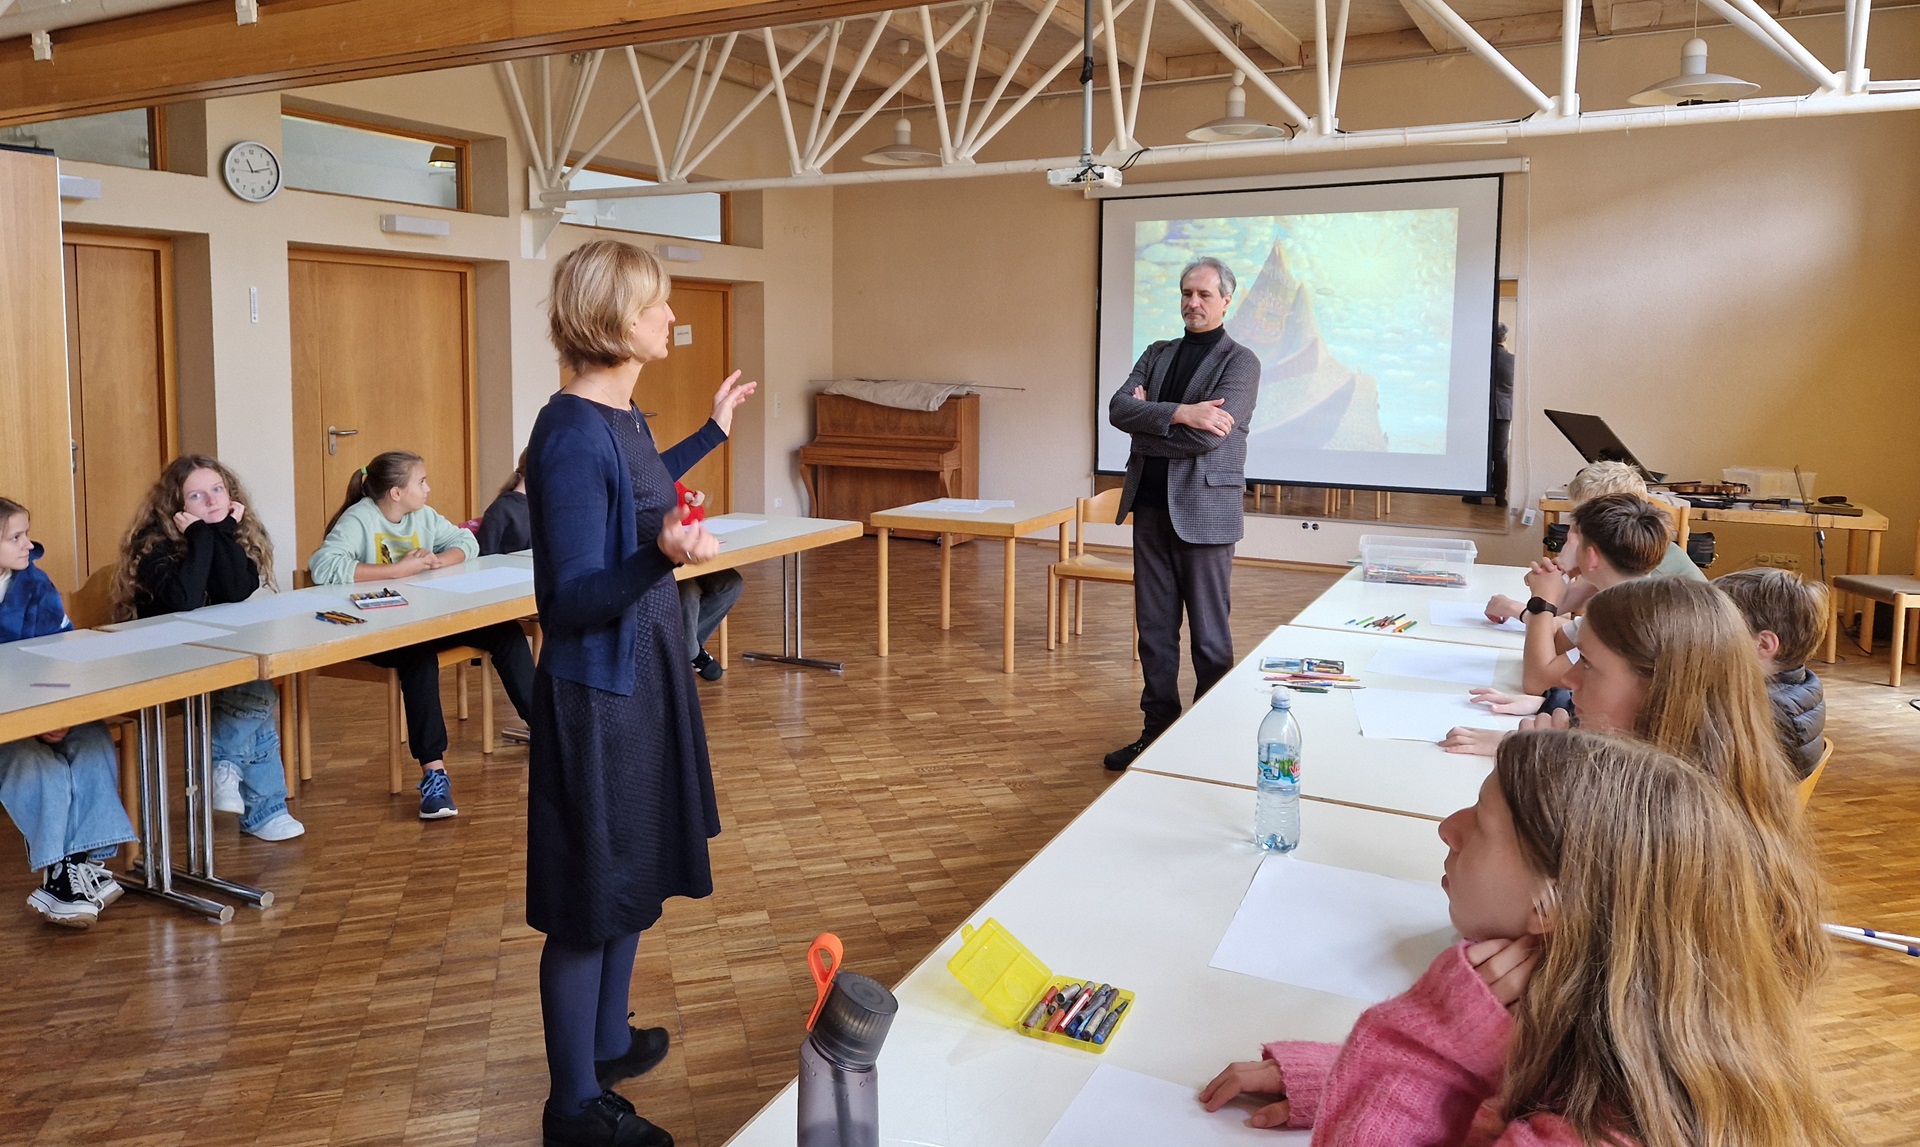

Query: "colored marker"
<box><xmin>1024</xmin><ymin>987</ymin><xmax>1059</xmax><ymax>1029</ymax></box>
<box><xmin>1092</xmin><ymin>1000</ymin><xmax>1130</xmax><ymax>1044</ymax></box>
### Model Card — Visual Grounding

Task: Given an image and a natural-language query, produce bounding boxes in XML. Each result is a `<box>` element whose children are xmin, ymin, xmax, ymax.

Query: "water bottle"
<box><xmin>1255</xmin><ymin>687</ymin><xmax>1302</xmax><ymax>852</ymax></box>
<box><xmin>798</xmin><ymin>971</ymin><xmax>897</xmax><ymax>1147</ymax></box>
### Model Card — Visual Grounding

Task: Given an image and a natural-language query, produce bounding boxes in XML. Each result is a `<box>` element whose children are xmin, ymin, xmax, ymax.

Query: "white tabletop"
<box><xmin>675</xmin><ymin>514</ymin><xmax>863</xmax><ymax>579</ymax></box>
<box><xmin>723</xmin><ymin>771</ymin><xmax>1447</xmax><ymax>1146</ymax></box>
<box><xmin>0</xmin><ymin>635</ymin><xmax>257</xmax><ymax>739</ymax></box>
<box><xmin>869</xmin><ymin>501</ymin><xmax>1075</xmax><ymax>534</ymax></box>
<box><xmin>1289</xmin><ymin>564</ymin><xmax>1531</xmax><ymax>650</ymax></box>
<box><xmin>1128</xmin><ymin>624</ymin><xmax>1512</xmax><ymax>819</ymax></box>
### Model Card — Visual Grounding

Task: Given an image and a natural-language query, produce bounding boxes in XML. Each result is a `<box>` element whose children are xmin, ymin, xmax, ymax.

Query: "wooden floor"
<box><xmin>0</xmin><ymin>539</ymin><xmax>1914</xmax><ymax>1145</ymax></box>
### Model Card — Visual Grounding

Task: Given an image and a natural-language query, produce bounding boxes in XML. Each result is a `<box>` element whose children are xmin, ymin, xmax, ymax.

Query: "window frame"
<box><xmin>279</xmin><ymin>108</ymin><xmax>471</xmax><ymax>213</ymax></box>
<box><xmin>564</xmin><ymin>158</ymin><xmax>730</xmax><ymax>245</ymax></box>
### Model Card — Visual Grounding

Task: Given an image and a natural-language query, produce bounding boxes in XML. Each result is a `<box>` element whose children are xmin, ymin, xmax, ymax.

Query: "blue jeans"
<box><xmin>210</xmin><ymin>681</ymin><xmax>290</xmax><ymax>833</ymax></box>
<box><xmin>679</xmin><ymin>569</ymin><xmax>744</xmax><ymax>656</ymax></box>
<box><xmin>0</xmin><ymin>722</ymin><xmax>137</xmax><ymax>872</ymax></box>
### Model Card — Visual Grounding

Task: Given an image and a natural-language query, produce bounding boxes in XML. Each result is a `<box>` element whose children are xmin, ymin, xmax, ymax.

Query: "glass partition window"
<box><xmin>281</xmin><ymin>114</ymin><xmax>464</xmax><ymax>210</ymax></box>
<box><xmin>562</xmin><ymin>167</ymin><xmax>725</xmax><ymax>243</ymax></box>
<box><xmin>0</xmin><ymin>108</ymin><xmax>155</xmax><ymax>169</ymax></box>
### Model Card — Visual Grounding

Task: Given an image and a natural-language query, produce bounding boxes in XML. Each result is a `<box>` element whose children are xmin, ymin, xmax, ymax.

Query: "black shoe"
<box><xmin>1104</xmin><ymin>737</ymin><xmax>1153</xmax><ymax>772</ymax></box>
<box><xmin>595</xmin><ymin>1023</ymin><xmax>671</xmax><ymax>1090</ymax></box>
<box><xmin>691</xmin><ymin>651</ymin><xmax>723</xmax><ymax>681</ymax></box>
<box><xmin>543</xmin><ymin>1091</ymin><xmax>673</xmax><ymax>1147</ymax></box>
<box><xmin>26</xmin><ymin>858</ymin><xmax>101</xmax><ymax>929</ymax></box>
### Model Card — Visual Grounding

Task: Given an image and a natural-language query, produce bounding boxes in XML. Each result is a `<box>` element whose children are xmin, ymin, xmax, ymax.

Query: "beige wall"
<box><xmin>832</xmin><ymin>11</ymin><xmax>1920</xmax><ymax>574</ymax></box>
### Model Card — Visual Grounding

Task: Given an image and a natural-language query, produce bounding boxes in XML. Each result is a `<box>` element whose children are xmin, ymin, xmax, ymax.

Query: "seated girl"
<box><xmin>1199</xmin><ymin>728</ymin><xmax>1846</xmax><ymax>1147</ymax></box>
<box><xmin>113</xmin><ymin>455</ymin><xmax>304</xmax><ymax>841</ymax></box>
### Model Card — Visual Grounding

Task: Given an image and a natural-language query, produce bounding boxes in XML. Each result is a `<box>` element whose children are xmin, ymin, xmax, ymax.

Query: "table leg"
<box><xmin>1003</xmin><ymin>537</ymin><xmax>1017</xmax><ymax>674</ymax></box>
<box><xmin>297</xmin><ymin>671</ymin><xmax>313</xmax><ymax>783</ymax></box>
<box><xmin>1867</xmin><ymin>530</ymin><xmax>1882</xmax><ymax>574</ymax></box>
<box><xmin>940</xmin><ymin>532</ymin><xmax>953</xmax><ymax>630</ymax></box>
<box><xmin>743</xmin><ymin>552</ymin><xmax>844</xmax><ymax>672</ymax></box>
<box><xmin>179</xmin><ymin>693</ymin><xmax>274</xmax><ymax>909</ymax></box>
<box><xmin>124</xmin><ymin>704</ymin><xmax>233</xmax><ymax>923</ymax></box>
<box><xmin>877</xmin><ymin>527</ymin><xmax>890</xmax><ymax>657</ymax></box>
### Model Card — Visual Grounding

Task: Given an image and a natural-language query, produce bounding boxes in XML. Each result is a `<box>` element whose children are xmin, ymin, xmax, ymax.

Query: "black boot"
<box><xmin>543</xmin><ymin>1091</ymin><xmax>672</xmax><ymax>1147</ymax></box>
<box><xmin>595</xmin><ymin>1024</ymin><xmax>671</xmax><ymax>1091</ymax></box>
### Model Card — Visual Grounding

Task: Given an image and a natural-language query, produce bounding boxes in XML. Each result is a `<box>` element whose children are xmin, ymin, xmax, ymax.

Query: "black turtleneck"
<box><xmin>1132</xmin><ymin>324</ymin><xmax>1228</xmax><ymax>512</ymax></box>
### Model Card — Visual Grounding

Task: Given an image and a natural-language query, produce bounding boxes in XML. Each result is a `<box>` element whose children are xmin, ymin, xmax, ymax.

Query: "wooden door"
<box><xmin>63</xmin><ymin>232</ymin><xmax>177</xmax><ymax>582</ymax></box>
<box><xmin>0</xmin><ymin>149</ymin><xmax>79</xmax><ymax>592</ymax></box>
<box><xmin>639</xmin><ymin>281</ymin><xmax>732</xmax><ymax>512</ymax></box>
<box><xmin>289</xmin><ymin>251</ymin><xmax>476</xmax><ymax>563</ymax></box>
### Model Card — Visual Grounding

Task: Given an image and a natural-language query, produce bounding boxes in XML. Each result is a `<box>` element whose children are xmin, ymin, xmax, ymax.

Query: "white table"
<box><xmin>1290</xmin><ymin>564</ymin><xmax>1531</xmax><ymax>650</ymax></box>
<box><xmin>1129</xmin><ymin>624</ymin><xmax>1516</xmax><ymax>820</ymax></box>
<box><xmin>680</xmin><ymin>514</ymin><xmax>863</xmax><ymax>672</ymax></box>
<box><xmin>722</xmin><ymin>771</ymin><xmax>1447</xmax><ymax>1146</ymax></box>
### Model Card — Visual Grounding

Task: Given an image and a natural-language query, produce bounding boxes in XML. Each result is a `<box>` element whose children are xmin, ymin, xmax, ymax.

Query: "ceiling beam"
<box><xmin>1397</xmin><ymin>0</ymin><xmax>1454</xmax><ymax>51</ymax></box>
<box><xmin>1009</xmin><ymin>0</ymin><xmax>1166</xmax><ymax>80</ymax></box>
<box><xmin>1194</xmin><ymin>0</ymin><xmax>1303</xmax><ymax>68</ymax></box>
<box><xmin>637</xmin><ymin>40</ymin><xmax>821</xmax><ymax>108</ymax></box>
<box><xmin>771</xmin><ymin>23</ymin><xmax>937</xmax><ymax>103</ymax></box>
<box><xmin>1592</xmin><ymin>0</ymin><xmax>1616</xmax><ymax>34</ymax></box>
<box><xmin>886</xmin><ymin>9</ymin><xmax>1049</xmax><ymax>89</ymax></box>
<box><xmin>0</xmin><ymin>0</ymin><xmax>908</xmax><ymax>127</ymax></box>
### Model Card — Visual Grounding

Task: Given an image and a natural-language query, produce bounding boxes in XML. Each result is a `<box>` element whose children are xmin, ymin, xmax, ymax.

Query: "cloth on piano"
<box><xmin>821</xmin><ymin>378</ymin><xmax>975</xmax><ymax>412</ymax></box>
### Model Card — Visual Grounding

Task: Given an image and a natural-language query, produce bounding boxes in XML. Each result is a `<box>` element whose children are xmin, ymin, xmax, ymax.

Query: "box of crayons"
<box><xmin>946</xmin><ymin>917</ymin><xmax>1135</xmax><ymax>1053</ymax></box>
<box><xmin>349</xmin><ymin>588</ymin><xmax>409</xmax><ymax>610</ymax></box>
<box><xmin>1358</xmin><ymin>535</ymin><xmax>1476</xmax><ymax>589</ymax></box>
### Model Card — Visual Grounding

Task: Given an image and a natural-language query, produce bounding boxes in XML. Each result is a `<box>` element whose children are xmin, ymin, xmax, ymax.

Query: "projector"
<box><xmin>1047</xmin><ymin>164</ymin><xmax>1122</xmax><ymax>190</ymax></box>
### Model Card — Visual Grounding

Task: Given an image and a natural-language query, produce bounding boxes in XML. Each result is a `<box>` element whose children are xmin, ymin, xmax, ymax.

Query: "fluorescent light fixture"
<box><xmin>1629</xmin><ymin>38</ymin><xmax>1759</xmax><ymax>106</ymax></box>
<box><xmin>58</xmin><ymin>174</ymin><xmax>103</xmax><ymax>201</ymax></box>
<box><xmin>380</xmin><ymin>213</ymin><xmax>451</xmax><ymax>237</ymax></box>
<box><xmin>656</xmin><ymin>244</ymin><xmax>704</xmax><ymax>263</ymax></box>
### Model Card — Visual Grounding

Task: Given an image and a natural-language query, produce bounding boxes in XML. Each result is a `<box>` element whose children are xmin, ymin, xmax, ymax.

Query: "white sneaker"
<box><xmin>79</xmin><ymin>861</ymin><xmax>123</xmax><ymax>907</ymax></box>
<box><xmin>211</xmin><ymin>762</ymin><xmax>244</xmax><ymax>814</ymax></box>
<box><xmin>245</xmin><ymin>811</ymin><xmax>306</xmax><ymax>842</ymax></box>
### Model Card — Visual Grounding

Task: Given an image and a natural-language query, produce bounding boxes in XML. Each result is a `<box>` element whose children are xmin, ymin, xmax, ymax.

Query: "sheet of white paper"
<box><xmin>700</xmin><ymin>518</ymin><xmax>765</xmax><ymax>536</ymax></box>
<box><xmin>1367</xmin><ymin>642</ymin><xmax>1501</xmax><ymax>687</ymax></box>
<box><xmin>188</xmin><ymin>592</ymin><xmax>328</xmax><ymax>628</ymax></box>
<box><xmin>1209</xmin><ymin>856</ymin><xmax>1456</xmax><ymax>1004</ymax></box>
<box><xmin>24</xmin><ymin>620</ymin><xmax>234</xmax><ymax>663</ymax></box>
<box><xmin>902</xmin><ymin>497</ymin><xmax>1016</xmax><ymax>513</ymax></box>
<box><xmin>406</xmin><ymin>566</ymin><xmax>534</xmax><ymax>594</ymax></box>
<box><xmin>1041</xmin><ymin>1065</ymin><xmax>1303</xmax><ymax>1147</ymax></box>
<box><xmin>1351</xmin><ymin>688</ymin><xmax>1523</xmax><ymax>742</ymax></box>
<box><xmin>1428</xmin><ymin>600</ymin><xmax>1523</xmax><ymax>632</ymax></box>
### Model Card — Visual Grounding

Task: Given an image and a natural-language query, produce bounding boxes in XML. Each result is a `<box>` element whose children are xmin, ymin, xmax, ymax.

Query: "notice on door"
<box><xmin>673</xmin><ymin>325</ymin><xmax>693</xmax><ymax>346</ymax></box>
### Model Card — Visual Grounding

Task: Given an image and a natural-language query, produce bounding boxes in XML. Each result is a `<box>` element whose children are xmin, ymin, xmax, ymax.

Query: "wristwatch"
<box><xmin>1524</xmin><ymin>596</ymin><xmax>1561</xmax><ymax>617</ymax></box>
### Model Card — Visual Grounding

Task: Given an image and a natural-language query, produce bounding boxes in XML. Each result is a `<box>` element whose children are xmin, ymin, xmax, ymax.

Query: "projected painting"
<box><xmin>1133</xmin><ymin>210</ymin><xmax>1460</xmax><ymax>455</ymax></box>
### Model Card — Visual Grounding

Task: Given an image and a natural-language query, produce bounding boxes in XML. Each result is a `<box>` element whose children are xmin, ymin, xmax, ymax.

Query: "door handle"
<box><xmin>327</xmin><ymin>426</ymin><xmax>360</xmax><ymax>456</ymax></box>
<box><xmin>639</xmin><ymin>411</ymin><xmax>658</xmax><ymax>419</ymax></box>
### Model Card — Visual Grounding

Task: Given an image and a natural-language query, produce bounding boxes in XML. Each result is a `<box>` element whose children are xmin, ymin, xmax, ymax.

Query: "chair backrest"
<box><xmin>67</xmin><ymin>562</ymin><xmax>120</xmax><ymax>630</ymax></box>
<box><xmin>1796</xmin><ymin>737</ymin><xmax>1834</xmax><ymax>810</ymax></box>
<box><xmin>1076</xmin><ymin>487</ymin><xmax>1127</xmax><ymax>555</ymax></box>
<box><xmin>1647</xmin><ymin>493</ymin><xmax>1690</xmax><ymax>549</ymax></box>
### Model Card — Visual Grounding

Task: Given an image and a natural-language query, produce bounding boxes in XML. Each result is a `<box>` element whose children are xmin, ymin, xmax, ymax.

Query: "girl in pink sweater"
<box><xmin>1199</xmin><ymin>729</ymin><xmax>1850</xmax><ymax>1147</ymax></box>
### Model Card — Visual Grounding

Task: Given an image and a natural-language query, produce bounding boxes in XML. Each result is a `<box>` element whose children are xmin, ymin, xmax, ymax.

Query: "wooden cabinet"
<box><xmin>798</xmin><ymin>393</ymin><xmax>978</xmax><ymax>534</ymax></box>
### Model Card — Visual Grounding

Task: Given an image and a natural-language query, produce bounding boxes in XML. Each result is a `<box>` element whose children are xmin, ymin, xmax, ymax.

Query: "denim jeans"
<box><xmin>679</xmin><ymin>569</ymin><xmax>744</xmax><ymax>657</ymax></box>
<box><xmin>210</xmin><ymin>680</ymin><xmax>290</xmax><ymax>833</ymax></box>
<box><xmin>0</xmin><ymin>721</ymin><xmax>137</xmax><ymax>872</ymax></box>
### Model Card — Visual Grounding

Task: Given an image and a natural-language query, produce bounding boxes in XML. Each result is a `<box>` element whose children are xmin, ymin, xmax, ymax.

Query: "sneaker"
<box><xmin>542</xmin><ymin>1091</ymin><xmax>673</xmax><ymax>1147</ymax></box>
<box><xmin>418</xmin><ymin>769</ymin><xmax>459</xmax><ymax>820</ymax></box>
<box><xmin>245</xmin><ymin>811</ymin><xmax>307</xmax><ymax>841</ymax></box>
<box><xmin>27</xmin><ymin>861</ymin><xmax>101</xmax><ymax>929</ymax></box>
<box><xmin>1103</xmin><ymin>736</ymin><xmax>1155</xmax><ymax>772</ymax></box>
<box><xmin>595</xmin><ymin>1022</ymin><xmax>672</xmax><ymax>1091</ymax></box>
<box><xmin>691</xmin><ymin>650</ymin><xmax>723</xmax><ymax>681</ymax></box>
<box><xmin>211</xmin><ymin>762</ymin><xmax>244</xmax><ymax>814</ymax></box>
<box><xmin>77</xmin><ymin>860</ymin><xmax>123</xmax><ymax>907</ymax></box>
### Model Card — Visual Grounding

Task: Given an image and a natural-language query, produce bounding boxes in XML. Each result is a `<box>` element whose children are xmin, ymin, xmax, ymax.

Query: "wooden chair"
<box><xmin>1825</xmin><ymin>524</ymin><xmax>1920</xmax><ymax>686</ymax></box>
<box><xmin>309</xmin><ymin>650</ymin><xmax>495</xmax><ymax>794</ymax></box>
<box><xmin>1796</xmin><ymin>737</ymin><xmax>1833</xmax><ymax>811</ymax></box>
<box><xmin>1047</xmin><ymin>488</ymin><xmax>1137</xmax><ymax>658</ymax></box>
<box><xmin>66</xmin><ymin>564</ymin><xmax>146</xmax><ymax>864</ymax></box>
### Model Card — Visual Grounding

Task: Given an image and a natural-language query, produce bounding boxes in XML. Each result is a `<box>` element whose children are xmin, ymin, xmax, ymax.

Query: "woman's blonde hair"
<box><xmin>1582</xmin><ymin>577</ymin><xmax>1828</xmax><ymax>994</ymax></box>
<box><xmin>547</xmin><ymin>239</ymin><xmax>669</xmax><ymax>373</ymax></box>
<box><xmin>1494</xmin><ymin>729</ymin><xmax>1847</xmax><ymax>1147</ymax></box>
<box><xmin>112</xmin><ymin>455</ymin><xmax>277</xmax><ymax>620</ymax></box>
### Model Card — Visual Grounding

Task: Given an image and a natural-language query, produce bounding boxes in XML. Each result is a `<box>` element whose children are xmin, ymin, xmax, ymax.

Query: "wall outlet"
<box><xmin>1755</xmin><ymin>551</ymin><xmax>1802</xmax><ymax>570</ymax></box>
<box><xmin>774</xmin><ymin>497</ymin><xmax>783</xmax><ymax>509</ymax></box>
<box><xmin>1520</xmin><ymin>507</ymin><xmax>1538</xmax><ymax>527</ymax></box>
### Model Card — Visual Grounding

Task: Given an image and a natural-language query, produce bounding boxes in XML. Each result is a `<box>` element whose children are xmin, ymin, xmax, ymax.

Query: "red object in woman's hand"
<box><xmin>675</xmin><ymin>482</ymin><xmax>707</xmax><ymax>525</ymax></box>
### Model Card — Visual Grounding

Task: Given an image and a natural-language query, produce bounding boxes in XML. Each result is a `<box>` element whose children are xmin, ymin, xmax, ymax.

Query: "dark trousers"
<box><xmin>364</xmin><ymin>622</ymin><xmax>535</xmax><ymax>765</ymax></box>
<box><xmin>1489</xmin><ymin>418</ymin><xmax>1512</xmax><ymax>502</ymax></box>
<box><xmin>679</xmin><ymin>568</ymin><xmax>744</xmax><ymax>657</ymax></box>
<box><xmin>1132</xmin><ymin>506</ymin><xmax>1235</xmax><ymax>741</ymax></box>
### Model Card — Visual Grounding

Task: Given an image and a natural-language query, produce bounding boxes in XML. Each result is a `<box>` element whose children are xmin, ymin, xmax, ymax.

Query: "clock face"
<box><xmin>223</xmin><ymin>141</ymin><xmax>282</xmax><ymax>202</ymax></box>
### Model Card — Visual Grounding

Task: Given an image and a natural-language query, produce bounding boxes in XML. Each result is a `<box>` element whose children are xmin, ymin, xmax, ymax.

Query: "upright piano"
<box><xmin>798</xmin><ymin>392</ymin><xmax>980</xmax><ymax>535</ymax></box>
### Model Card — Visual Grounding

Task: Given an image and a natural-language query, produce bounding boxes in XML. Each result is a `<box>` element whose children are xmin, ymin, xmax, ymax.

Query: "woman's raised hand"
<box><xmin>657</xmin><ymin>503</ymin><xmax>720</xmax><ymax>567</ymax></box>
<box><xmin>710</xmin><ymin>370</ymin><xmax>758</xmax><ymax>436</ymax></box>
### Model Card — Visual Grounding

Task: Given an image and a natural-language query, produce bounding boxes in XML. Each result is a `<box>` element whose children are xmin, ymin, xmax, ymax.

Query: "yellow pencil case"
<box><xmin>946</xmin><ymin>917</ymin><xmax>1135</xmax><ymax>1054</ymax></box>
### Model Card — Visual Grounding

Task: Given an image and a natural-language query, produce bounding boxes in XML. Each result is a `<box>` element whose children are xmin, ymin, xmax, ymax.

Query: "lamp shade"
<box><xmin>863</xmin><ymin>117</ymin><xmax>940</xmax><ymax>166</ymax></box>
<box><xmin>1188</xmin><ymin>78</ymin><xmax>1289</xmax><ymax>142</ymax></box>
<box><xmin>427</xmin><ymin>145</ymin><xmax>459</xmax><ymax>169</ymax></box>
<box><xmin>1628</xmin><ymin>38</ymin><xmax>1759</xmax><ymax>105</ymax></box>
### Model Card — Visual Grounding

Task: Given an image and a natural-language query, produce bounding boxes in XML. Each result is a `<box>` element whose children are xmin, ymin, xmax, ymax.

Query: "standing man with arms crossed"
<box><xmin>1103</xmin><ymin>257</ymin><xmax>1261</xmax><ymax>771</ymax></box>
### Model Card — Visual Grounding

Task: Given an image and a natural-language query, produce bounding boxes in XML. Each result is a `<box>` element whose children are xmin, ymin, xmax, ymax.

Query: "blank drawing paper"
<box><xmin>1352</xmin><ymin>688</ymin><xmax>1523</xmax><ymax>742</ymax></box>
<box><xmin>407</xmin><ymin>566</ymin><xmax>534</xmax><ymax>594</ymax></box>
<box><xmin>1041</xmin><ymin>1065</ymin><xmax>1305</xmax><ymax>1147</ymax></box>
<box><xmin>1366</xmin><ymin>642</ymin><xmax>1501</xmax><ymax>687</ymax></box>
<box><xmin>701</xmin><ymin>518</ymin><xmax>766</xmax><ymax>536</ymax></box>
<box><xmin>188</xmin><ymin>592</ymin><xmax>334</xmax><ymax>628</ymax></box>
<box><xmin>902</xmin><ymin>498</ymin><xmax>1016</xmax><ymax>513</ymax></box>
<box><xmin>1210</xmin><ymin>856</ymin><xmax>1456</xmax><ymax>1004</ymax></box>
<box><xmin>23</xmin><ymin>621</ymin><xmax>234</xmax><ymax>663</ymax></box>
<box><xmin>1427</xmin><ymin>600</ymin><xmax>1523</xmax><ymax>632</ymax></box>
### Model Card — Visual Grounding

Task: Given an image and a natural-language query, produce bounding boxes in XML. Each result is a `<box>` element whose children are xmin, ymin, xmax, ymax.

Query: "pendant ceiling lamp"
<box><xmin>1628</xmin><ymin>36</ymin><xmax>1759</xmax><ymax>105</ymax></box>
<box><xmin>864</xmin><ymin>39</ymin><xmax>941</xmax><ymax>166</ymax></box>
<box><xmin>1188</xmin><ymin>70</ymin><xmax>1290</xmax><ymax>142</ymax></box>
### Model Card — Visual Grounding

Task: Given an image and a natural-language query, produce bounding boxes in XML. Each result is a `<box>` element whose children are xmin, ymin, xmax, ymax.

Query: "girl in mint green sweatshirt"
<box><xmin>309</xmin><ymin>451</ymin><xmax>535</xmax><ymax>820</ymax></box>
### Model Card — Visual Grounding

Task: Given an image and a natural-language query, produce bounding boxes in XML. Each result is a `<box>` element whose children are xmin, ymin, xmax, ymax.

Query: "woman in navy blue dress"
<box><xmin>525</xmin><ymin>239</ymin><xmax>755</xmax><ymax>1147</ymax></box>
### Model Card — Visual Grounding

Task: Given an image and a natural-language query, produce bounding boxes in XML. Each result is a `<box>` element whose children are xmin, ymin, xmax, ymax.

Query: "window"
<box><xmin>562</xmin><ymin>166</ymin><xmax>726</xmax><ymax>243</ymax></box>
<box><xmin>0</xmin><ymin>108</ymin><xmax>158</xmax><ymax>170</ymax></box>
<box><xmin>280</xmin><ymin>112</ymin><xmax>466</xmax><ymax>211</ymax></box>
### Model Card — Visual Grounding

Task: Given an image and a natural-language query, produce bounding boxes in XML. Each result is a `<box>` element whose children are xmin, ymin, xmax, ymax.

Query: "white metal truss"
<box><xmin>490</xmin><ymin>0</ymin><xmax>1919</xmax><ymax>213</ymax></box>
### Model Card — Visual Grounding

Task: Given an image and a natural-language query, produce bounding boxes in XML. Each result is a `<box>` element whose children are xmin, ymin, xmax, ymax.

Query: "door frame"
<box><xmin>670</xmin><ymin>277</ymin><xmax>733</xmax><ymax>513</ymax></box>
<box><xmin>286</xmin><ymin>246</ymin><xmax>480</xmax><ymax>529</ymax></box>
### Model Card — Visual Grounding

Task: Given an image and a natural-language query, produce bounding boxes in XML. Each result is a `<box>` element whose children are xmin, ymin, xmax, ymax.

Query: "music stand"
<box><xmin>1543</xmin><ymin>410</ymin><xmax>1666</xmax><ymax>483</ymax></box>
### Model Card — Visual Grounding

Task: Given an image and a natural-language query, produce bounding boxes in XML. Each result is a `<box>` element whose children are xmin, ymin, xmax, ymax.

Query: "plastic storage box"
<box><xmin>1722</xmin><ymin>467</ymin><xmax>1813</xmax><ymax>501</ymax></box>
<box><xmin>1357</xmin><ymin>535</ymin><xmax>1477</xmax><ymax>588</ymax></box>
<box><xmin>946</xmin><ymin>918</ymin><xmax>1135</xmax><ymax>1053</ymax></box>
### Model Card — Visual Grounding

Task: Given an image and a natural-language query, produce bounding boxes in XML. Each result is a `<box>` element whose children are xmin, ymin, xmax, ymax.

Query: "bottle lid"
<box><xmin>1270</xmin><ymin>686</ymin><xmax>1292</xmax><ymax>709</ymax></box>
<box><xmin>809</xmin><ymin>971</ymin><xmax>898</xmax><ymax>1069</ymax></box>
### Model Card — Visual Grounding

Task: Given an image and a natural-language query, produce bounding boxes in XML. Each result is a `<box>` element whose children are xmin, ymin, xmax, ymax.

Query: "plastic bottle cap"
<box><xmin>809</xmin><ymin>971</ymin><xmax>898</xmax><ymax>1069</ymax></box>
<box><xmin>1269</xmin><ymin>686</ymin><xmax>1292</xmax><ymax>709</ymax></box>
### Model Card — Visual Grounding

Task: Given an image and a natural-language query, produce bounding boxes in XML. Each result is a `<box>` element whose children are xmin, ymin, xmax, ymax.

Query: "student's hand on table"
<box><xmin>1518</xmin><ymin>709</ymin><xmax>1573</xmax><ymax>732</ymax></box>
<box><xmin>1466</xmin><ymin>936</ymin><xmax>1539</xmax><ymax>1007</ymax></box>
<box><xmin>1440</xmin><ymin>726</ymin><xmax>1507</xmax><ymax>756</ymax></box>
<box><xmin>1485</xmin><ymin>594</ymin><xmax>1525</xmax><ymax>623</ymax></box>
<box><xmin>392</xmin><ymin>549</ymin><xmax>438</xmax><ymax>576</ymax></box>
<box><xmin>1468</xmin><ymin>688</ymin><xmax>1543</xmax><ymax>716</ymax></box>
<box><xmin>1172</xmin><ymin>398</ymin><xmax>1234</xmax><ymax>436</ymax></box>
<box><xmin>709</xmin><ymin>370</ymin><xmax>757</xmax><ymax>436</ymax></box>
<box><xmin>1199</xmin><ymin>1058</ymin><xmax>1291</xmax><ymax>1129</ymax></box>
<box><xmin>172</xmin><ymin>511</ymin><xmax>200</xmax><ymax>533</ymax></box>
<box><xmin>38</xmin><ymin>727</ymin><xmax>69</xmax><ymax>745</ymax></box>
<box><xmin>657</xmin><ymin>504</ymin><xmax>720</xmax><ymax>566</ymax></box>
<box><xmin>1523</xmin><ymin>559</ymin><xmax>1566</xmax><ymax>606</ymax></box>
